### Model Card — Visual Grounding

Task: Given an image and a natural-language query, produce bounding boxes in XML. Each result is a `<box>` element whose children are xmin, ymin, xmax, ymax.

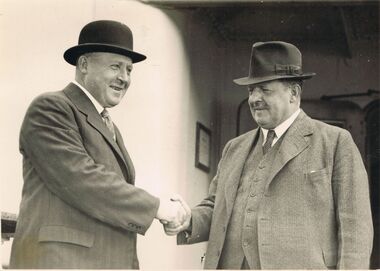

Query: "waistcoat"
<box><xmin>218</xmin><ymin>130</ymin><xmax>285</xmax><ymax>269</ymax></box>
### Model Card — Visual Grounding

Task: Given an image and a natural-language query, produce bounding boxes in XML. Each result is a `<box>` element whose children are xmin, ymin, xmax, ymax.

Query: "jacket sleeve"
<box><xmin>332</xmin><ymin>129</ymin><xmax>373</xmax><ymax>269</ymax></box>
<box><xmin>20</xmin><ymin>94</ymin><xmax>159</xmax><ymax>235</ymax></box>
<box><xmin>178</xmin><ymin>141</ymin><xmax>232</xmax><ymax>245</ymax></box>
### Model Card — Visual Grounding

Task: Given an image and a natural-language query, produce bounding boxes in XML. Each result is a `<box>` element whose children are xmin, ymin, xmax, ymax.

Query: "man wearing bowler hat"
<box><xmin>167</xmin><ymin>41</ymin><xmax>373</xmax><ymax>269</ymax></box>
<box><xmin>9</xmin><ymin>20</ymin><xmax>186</xmax><ymax>269</ymax></box>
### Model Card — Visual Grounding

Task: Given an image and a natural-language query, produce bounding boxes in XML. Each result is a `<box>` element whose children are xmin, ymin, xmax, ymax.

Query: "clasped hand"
<box><xmin>156</xmin><ymin>194</ymin><xmax>191</xmax><ymax>236</ymax></box>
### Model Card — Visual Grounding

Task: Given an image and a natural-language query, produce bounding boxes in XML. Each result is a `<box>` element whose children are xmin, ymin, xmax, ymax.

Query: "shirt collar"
<box><xmin>261</xmin><ymin>108</ymin><xmax>301</xmax><ymax>142</ymax></box>
<box><xmin>72</xmin><ymin>81</ymin><xmax>104</xmax><ymax>114</ymax></box>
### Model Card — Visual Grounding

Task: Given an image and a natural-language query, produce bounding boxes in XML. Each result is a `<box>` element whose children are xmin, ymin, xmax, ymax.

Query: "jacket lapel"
<box><xmin>224</xmin><ymin>129</ymin><xmax>260</xmax><ymax>219</ymax></box>
<box><xmin>63</xmin><ymin>83</ymin><xmax>129</xmax><ymax>170</ymax></box>
<box><xmin>114</xmin><ymin>125</ymin><xmax>135</xmax><ymax>182</ymax></box>
<box><xmin>264</xmin><ymin>110</ymin><xmax>313</xmax><ymax>192</ymax></box>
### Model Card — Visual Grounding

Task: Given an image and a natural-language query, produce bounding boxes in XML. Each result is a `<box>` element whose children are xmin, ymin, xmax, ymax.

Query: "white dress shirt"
<box><xmin>72</xmin><ymin>81</ymin><xmax>117</xmax><ymax>141</ymax></box>
<box><xmin>72</xmin><ymin>81</ymin><xmax>104</xmax><ymax>114</ymax></box>
<box><xmin>261</xmin><ymin>108</ymin><xmax>301</xmax><ymax>147</ymax></box>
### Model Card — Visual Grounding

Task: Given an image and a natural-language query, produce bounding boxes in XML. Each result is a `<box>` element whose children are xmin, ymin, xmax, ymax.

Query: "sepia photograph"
<box><xmin>1</xmin><ymin>0</ymin><xmax>379</xmax><ymax>269</ymax></box>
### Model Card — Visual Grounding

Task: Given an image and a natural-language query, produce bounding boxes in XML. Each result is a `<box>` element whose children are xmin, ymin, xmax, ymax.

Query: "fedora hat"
<box><xmin>64</xmin><ymin>20</ymin><xmax>146</xmax><ymax>65</ymax></box>
<box><xmin>234</xmin><ymin>41</ymin><xmax>315</xmax><ymax>86</ymax></box>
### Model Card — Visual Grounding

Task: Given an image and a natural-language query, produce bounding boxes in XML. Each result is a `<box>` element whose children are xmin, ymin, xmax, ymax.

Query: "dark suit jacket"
<box><xmin>10</xmin><ymin>83</ymin><xmax>160</xmax><ymax>269</ymax></box>
<box><xmin>179</xmin><ymin>110</ymin><xmax>373</xmax><ymax>269</ymax></box>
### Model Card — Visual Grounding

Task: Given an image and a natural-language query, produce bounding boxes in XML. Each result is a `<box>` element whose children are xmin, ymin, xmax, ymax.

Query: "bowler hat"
<box><xmin>64</xmin><ymin>20</ymin><xmax>146</xmax><ymax>65</ymax></box>
<box><xmin>234</xmin><ymin>41</ymin><xmax>315</xmax><ymax>86</ymax></box>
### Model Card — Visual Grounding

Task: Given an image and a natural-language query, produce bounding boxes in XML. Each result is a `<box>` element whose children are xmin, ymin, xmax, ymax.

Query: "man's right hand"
<box><xmin>156</xmin><ymin>197</ymin><xmax>186</xmax><ymax>227</ymax></box>
<box><xmin>163</xmin><ymin>194</ymin><xmax>192</xmax><ymax>236</ymax></box>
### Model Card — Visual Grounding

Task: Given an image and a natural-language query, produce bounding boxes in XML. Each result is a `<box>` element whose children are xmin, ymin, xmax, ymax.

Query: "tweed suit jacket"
<box><xmin>10</xmin><ymin>83</ymin><xmax>160</xmax><ymax>269</ymax></box>
<box><xmin>178</xmin><ymin>110</ymin><xmax>373</xmax><ymax>269</ymax></box>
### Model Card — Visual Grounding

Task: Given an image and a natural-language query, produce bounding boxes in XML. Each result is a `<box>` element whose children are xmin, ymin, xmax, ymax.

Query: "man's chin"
<box><xmin>105</xmin><ymin>101</ymin><xmax>120</xmax><ymax>108</ymax></box>
<box><xmin>108</xmin><ymin>97</ymin><xmax>124</xmax><ymax>107</ymax></box>
<box><xmin>255</xmin><ymin>120</ymin><xmax>275</xmax><ymax>130</ymax></box>
<box><xmin>253</xmin><ymin>117</ymin><xmax>267</xmax><ymax>127</ymax></box>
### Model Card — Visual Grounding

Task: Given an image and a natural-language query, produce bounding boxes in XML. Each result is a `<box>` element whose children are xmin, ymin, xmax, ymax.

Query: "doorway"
<box><xmin>366</xmin><ymin>100</ymin><xmax>380</xmax><ymax>269</ymax></box>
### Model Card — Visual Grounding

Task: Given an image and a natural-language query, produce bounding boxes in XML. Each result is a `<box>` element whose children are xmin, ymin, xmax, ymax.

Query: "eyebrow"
<box><xmin>111</xmin><ymin>61</ymin><xmax>133</xmax><ymax>69</ymax></box>
<box><xmin>248</xmin><ymin>85</ymin><xmax>270</xmax><ymax>90</ymax></box>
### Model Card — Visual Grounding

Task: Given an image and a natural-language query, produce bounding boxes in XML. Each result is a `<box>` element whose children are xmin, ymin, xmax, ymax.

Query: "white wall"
<box><xmin>0</xmin><ymin>0</ymin><xmax>217</xmax><ymax>268</ymax></box>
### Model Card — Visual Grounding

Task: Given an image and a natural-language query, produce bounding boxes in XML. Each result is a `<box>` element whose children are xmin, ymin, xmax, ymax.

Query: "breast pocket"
<box><xmin>305</xmin><ymin>167</ymin><xmax>333</xmax><ymax>207</ymax></box>
<box><xmin>306</xmin><ymin>168</ymin><xmax>330</xmax><ymax>183</ymax></box>
<box><xmin>38</xmin><ymin>225</ymin><xmax>94</xmax><ymax>248</ymax></box>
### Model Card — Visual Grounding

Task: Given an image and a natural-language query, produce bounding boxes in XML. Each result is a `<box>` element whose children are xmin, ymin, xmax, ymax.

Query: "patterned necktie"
<box><xmin>101</xmin><ymin>109</ymin><xmax>116</xmax><ymax>141</ymax></box>
<box><xmin>263</xmin><ymin>129</ymin><xmax>276</xmax><ymax>154</ymax></box>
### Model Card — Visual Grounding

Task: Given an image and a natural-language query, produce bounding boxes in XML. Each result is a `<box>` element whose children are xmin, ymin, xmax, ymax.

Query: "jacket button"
<box><xmin>249</xmin><ymin>193</ymin><xmax>256</xmax><ymax>197</ymax></box>
<box><xmin>259</xmin><ymin>164</ymin><xmax>265</xmax><ymax>169</ymax></box>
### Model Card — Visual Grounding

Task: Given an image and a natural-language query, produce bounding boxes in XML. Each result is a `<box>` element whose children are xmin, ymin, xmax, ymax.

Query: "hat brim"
<box><xmin>64</xmin><ymin>43</ymin><xmax>147</xmax><ymax>65</ymax></box>
<box><xmin>233</xmin><ymin>73</ymin><xmax>316</xmax><ymax>86</ymax></box>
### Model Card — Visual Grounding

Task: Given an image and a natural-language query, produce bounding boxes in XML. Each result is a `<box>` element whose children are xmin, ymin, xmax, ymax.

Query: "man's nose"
<box><xmin>117</xmin><ymin>70</ymin><xmax>130</xmax><ymax>83</ymax></box>
<box><xmin>249</xmin><ymin>89</ymin><xmax>262</xmax><ymax>103</ymax></box>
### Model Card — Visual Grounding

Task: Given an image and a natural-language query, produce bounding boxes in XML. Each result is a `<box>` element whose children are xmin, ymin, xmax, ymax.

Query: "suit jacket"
<box><xmin>178</xmin><ymin>110</ymin><xmax>373</xmax><ymax>269</ymax></box>
<box><xmin>10</xmin><ymin>83</ymin><xmax>160</xmax><ymax>269</ymax></box>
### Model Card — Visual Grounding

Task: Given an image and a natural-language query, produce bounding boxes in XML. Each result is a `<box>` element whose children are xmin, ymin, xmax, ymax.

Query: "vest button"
<box><xmin>259</xmin><ymin>164</ymin><xmax>265</xmax><ymax>169</ymax></box>
<box><xmin>249</xmin><ymin>193</ymin><xmax>256</xmax><ymax>197</ymax></box>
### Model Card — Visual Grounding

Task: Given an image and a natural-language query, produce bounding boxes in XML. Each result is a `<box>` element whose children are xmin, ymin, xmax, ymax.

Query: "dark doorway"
<box><xmin>366</xmin><ymin>100</ymin><xmax>380</xmax><ymax>269</ymax></box>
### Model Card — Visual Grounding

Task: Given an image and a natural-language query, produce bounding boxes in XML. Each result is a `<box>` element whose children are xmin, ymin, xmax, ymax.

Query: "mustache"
<box><xmin>249</xmin><ymin>101</ymin><xmax>268</xmax><ymax>110</ymax></box>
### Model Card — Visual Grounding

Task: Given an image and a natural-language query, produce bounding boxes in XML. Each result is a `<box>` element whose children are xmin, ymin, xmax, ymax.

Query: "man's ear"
<box><xmin>77</xmin><ymin>55</ymin><xmax>88</xmax><ymax>74</ymax></box>
<box><xmin>289</xmin><ymin>83</ymin><xmax>301</xmax><ymax>103</ymax></box>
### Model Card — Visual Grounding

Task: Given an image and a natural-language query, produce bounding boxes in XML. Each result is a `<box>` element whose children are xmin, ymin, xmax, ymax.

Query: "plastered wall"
<box><xmin>0</xmin><ymin>0</ymin><xmax>219</xmax><ymax>268</ymax></box>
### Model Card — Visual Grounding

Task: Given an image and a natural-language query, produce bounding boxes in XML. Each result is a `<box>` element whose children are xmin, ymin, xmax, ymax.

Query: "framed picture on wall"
<box><xmin>195</xmin><ymin>122</ymin><xmax>211</xmax><ymax>173</ymax></box>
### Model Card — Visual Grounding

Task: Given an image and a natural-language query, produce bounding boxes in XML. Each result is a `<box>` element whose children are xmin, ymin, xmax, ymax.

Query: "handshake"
<box><xmin>156</xmin><ymin>195</ymin><xmax>191</xmax><ymax>236</ymax></box>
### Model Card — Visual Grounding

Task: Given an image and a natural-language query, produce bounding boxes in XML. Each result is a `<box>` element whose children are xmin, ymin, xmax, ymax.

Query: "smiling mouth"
<box><xmin>110</xmin><ymin>86</ymin><xmax>124</xmax><ymax>91</ymax></box>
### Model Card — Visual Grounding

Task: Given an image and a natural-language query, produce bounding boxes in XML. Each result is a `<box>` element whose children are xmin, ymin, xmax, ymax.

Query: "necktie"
<box><xmin>101</xmin><ymin>109</ymin><xmax>116</xmax><ymax>140</ymax></box>
<box><xmin>263</xmin><ymin>129</ymin><xmax>276</xmax><ymax>154</ymax></box>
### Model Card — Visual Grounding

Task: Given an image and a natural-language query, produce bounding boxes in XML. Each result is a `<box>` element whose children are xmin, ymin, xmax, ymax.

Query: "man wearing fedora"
<box><xmin>9</xmin><ymin>20</ymin><xmax>186</xmax><ymax>269</ymax></box>
<box><xmin>166</xmin><ymin>41</ymin><xmax>373</xmax><ymax>269</ymax></box>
